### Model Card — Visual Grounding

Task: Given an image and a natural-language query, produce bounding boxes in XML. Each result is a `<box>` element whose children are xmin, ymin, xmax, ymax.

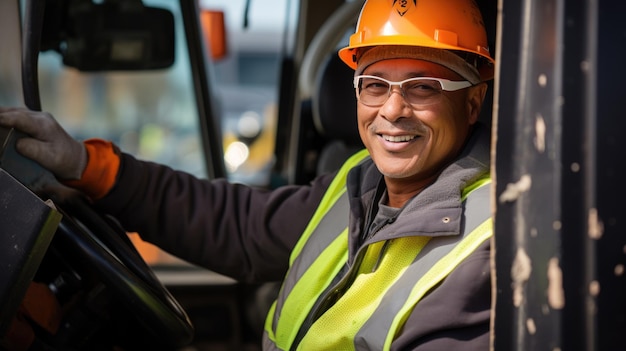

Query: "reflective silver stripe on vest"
<box><xmin>271</xmin><ymin>190</ymin><xmax>351</xmax><ymax>332</ymax></box>
<box><xmin>353</xmin><ymin>182</ymin><xmax>492</xmax><ymax>350</ymax></box>
<box><xmin>263</xmin><ymin>332</ymin><xmax>280</xmax><ymax>351</ymax></box>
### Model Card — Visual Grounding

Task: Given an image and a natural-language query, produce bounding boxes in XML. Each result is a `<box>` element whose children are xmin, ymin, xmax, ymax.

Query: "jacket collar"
<box><xmin>345</xmin><ymin>123</ymin><xmax>491</xmax><ymax>254</ymax></box>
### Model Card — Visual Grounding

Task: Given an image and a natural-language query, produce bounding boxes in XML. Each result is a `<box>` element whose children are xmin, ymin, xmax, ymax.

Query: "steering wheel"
<box><xmin>50</xmin><ymin>195</ymin><xmax>195</xmax><ymax>349</ymax></box>
<box><xmin>1</xmin><ymin>130</ymin><xmax>193</xmax><ymax>349</ymax></box>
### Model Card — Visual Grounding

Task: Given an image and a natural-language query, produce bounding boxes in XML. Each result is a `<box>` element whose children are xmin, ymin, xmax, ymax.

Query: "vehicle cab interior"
<box><xmin>1</xmin><ymin>0</ymin><xmax>625</xmax><ymax>350</ymax></box>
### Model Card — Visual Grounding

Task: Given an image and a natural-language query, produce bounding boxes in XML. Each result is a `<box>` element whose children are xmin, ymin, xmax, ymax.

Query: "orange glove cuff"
<box><xmin>63</xmin><ymin>139</ymin><xmax>120</xmax><ymax>200</ymax></box>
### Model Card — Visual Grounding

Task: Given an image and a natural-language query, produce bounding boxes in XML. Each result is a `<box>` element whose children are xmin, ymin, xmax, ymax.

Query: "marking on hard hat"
<box><xmin>392</xmin><ymin>0</ymin><xmax>417</xmax><ymax>16</ymax></box>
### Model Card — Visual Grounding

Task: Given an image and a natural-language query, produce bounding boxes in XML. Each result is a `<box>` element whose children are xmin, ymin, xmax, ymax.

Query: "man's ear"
<box><xmin>467</xmin><ymin>83</ymin><xmax>488</xmax><ymax>125</ymax></box>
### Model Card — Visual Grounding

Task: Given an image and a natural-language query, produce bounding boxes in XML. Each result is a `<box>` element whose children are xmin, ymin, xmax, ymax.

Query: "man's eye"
<box><xmin>406</xmin><ymin>81</ymin><xmax>438</xmax><ymax>91</ymax></box>
<box><xmin>363</xmin><ymin>81</ymin><xmax>388</xmax><ymax>91</ymax></box>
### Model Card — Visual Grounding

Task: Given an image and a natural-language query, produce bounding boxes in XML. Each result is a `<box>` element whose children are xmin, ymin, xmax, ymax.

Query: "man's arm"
<box><xmin>0</xmin><ymin>106</ymin><xmax>336</xmax><ymax>284</ymax></box>
<box><xmin>91</xmin><ymin>151</ymin><xmax>336</xmax><ymax>283</ymax></box>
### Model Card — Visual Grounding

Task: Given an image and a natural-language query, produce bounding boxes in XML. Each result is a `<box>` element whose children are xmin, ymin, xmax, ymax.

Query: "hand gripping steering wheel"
<box><xmin>1</xmin><ymin>129</ymin><xmax>194</xmax><ymax>349</ymax></box>
<box><xmin>13</xmin><ymin>0</ymin><xmax>193</xmax><ymax>347</ymax></box>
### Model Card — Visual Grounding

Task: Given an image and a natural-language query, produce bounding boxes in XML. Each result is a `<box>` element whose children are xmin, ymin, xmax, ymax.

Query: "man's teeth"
<box><xmin>382</xmin><ymin>134</ymin><xmax>416</xmax><ymax>142</ymax></box>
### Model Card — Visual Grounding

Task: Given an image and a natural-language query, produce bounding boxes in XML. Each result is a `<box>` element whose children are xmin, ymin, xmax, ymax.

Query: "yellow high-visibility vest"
<box><xmin>264</xmin><ymin>149</ymin><xmax>492</xmax><ymax>350</ymax></box>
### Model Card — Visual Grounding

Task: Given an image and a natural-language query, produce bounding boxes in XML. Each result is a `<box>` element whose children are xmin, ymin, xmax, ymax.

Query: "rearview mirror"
<box><xmin>40</xmin><ymin>1</ymin><xmax>175</xmax><ymax>71</ymax></box>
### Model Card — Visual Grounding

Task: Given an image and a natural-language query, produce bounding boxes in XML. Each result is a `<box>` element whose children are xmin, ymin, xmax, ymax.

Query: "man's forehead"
<box><xmin>360</xmin><ymin>58</ymin><xmax>460</xmax><ymax>79</ymax></box>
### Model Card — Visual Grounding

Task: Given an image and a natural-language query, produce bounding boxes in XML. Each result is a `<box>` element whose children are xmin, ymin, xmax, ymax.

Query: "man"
<box><xmin>0</xmin><ymin>0</ymin><xmax>495</xmax><ymax>349</ymax></box>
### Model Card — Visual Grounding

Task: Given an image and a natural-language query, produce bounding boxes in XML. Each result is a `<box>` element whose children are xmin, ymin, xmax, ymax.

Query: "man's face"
<box><xmin>356</xmin><ymin>58</ymin><xmax>485</xmax><ymax>183</ymax></box>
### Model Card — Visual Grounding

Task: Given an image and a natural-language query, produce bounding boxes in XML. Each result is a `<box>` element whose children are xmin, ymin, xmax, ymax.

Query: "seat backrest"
<box><xmin>312</xmin><ymin>52</ymin><xmax>363</xmax><ymax>175</ymax></box>
<box><xmin>298</xmin><ymin>1</ymin><xmax>364</xmax><ymax>176</ymax></box>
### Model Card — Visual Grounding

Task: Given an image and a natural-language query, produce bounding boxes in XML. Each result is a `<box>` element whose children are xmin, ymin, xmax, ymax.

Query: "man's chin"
<box><xmin>375</xmin><ymin>162</ymin><xmax>419</xmax><ymax>180</ymax></box>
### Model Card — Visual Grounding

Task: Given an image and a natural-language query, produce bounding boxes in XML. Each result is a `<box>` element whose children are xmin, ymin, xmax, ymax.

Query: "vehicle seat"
<box><xmin>298</xmin><ymin>1</ymin><xmax>364</xmax><ymax>176</ymax></box>
<box><xmin>312</xmin><ymin>52</ymin><xmax>363</xmax><ymax>175</ymax></box>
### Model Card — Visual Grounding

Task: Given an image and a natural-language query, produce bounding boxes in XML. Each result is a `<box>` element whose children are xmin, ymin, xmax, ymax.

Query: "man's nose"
<box><xmin>380</xmin><ymin>87</ymin><xmax>412</xmax><ymax>121</ymax></box>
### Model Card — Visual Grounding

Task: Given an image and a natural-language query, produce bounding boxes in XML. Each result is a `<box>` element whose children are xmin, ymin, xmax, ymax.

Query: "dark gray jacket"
<box><xmin>94</xmin><ymin>124</ymin><xmax>492</xmax><ymax>350</ymax></box>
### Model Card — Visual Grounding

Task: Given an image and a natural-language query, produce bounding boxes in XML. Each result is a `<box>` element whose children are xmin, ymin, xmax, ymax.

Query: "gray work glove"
<box><xmin>0</xmin><ymin>107</ymin><xmax>87</xmax><ymax>181</ymax></box>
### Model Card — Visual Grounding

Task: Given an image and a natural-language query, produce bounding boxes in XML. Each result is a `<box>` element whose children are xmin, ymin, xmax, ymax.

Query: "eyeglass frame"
<box><xmin>353</xmin><ymin>75</ymin><xmax>473</xmax><ymax>107</ymax></box>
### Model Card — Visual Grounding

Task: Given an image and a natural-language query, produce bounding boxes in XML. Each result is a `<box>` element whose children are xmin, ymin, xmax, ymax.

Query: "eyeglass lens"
<box><xmin>356</xmin><ymin>76</ymin><xmax>456</xmax><ymax>107</ymax></box>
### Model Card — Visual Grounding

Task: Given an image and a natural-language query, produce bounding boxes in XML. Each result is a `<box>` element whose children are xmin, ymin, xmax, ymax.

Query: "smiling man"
<box><xmin>351</xmin><ymin>48</ymin><xmax>488</xmax><ymax>207</ymax></box>
<box><xmin>0</xmin><ymin>0</ymin><xmax>495</xmax><ymax>349</ymax></box>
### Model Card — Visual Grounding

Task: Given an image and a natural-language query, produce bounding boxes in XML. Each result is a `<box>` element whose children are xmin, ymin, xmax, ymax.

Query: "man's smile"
<box><xmin>380</xmin><ymin>134</ymin><xmax>418</xmax><ymax>142</ymax></box>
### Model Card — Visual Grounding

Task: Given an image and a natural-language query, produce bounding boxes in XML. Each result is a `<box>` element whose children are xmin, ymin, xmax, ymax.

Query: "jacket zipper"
<box><xmin>289</xmin><ymin>217</ymin><xmax>394</xmax><ymax>350</ymax></box>
<box><xmin>290</xmin><ymin>179</ymin><xmax>389</xmax><ymax>350</ymax></box>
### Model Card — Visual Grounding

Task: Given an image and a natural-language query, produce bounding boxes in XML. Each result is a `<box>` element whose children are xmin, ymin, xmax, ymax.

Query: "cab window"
<box><xmin>37</xmin><ymin>0</ymin><xmax>289</xmax><ymax>184</ymax></box>
<box><xmin>35</xmin><ymin>0</ymin><xmax>291</xmax><ymax>265</ymax></box>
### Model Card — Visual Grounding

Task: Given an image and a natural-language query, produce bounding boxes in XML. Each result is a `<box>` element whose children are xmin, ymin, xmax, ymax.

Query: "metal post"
<box><xmin>493</xmin><ymin>0</ymin><xmax>626</xmax><ymax>349</ymax></box>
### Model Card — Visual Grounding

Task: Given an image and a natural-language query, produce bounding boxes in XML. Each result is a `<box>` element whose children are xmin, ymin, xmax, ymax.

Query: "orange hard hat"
<box><xmin>338</xmin><ymin>0</ymin><xmax>495</xmax><ymax>81</ymax></box>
